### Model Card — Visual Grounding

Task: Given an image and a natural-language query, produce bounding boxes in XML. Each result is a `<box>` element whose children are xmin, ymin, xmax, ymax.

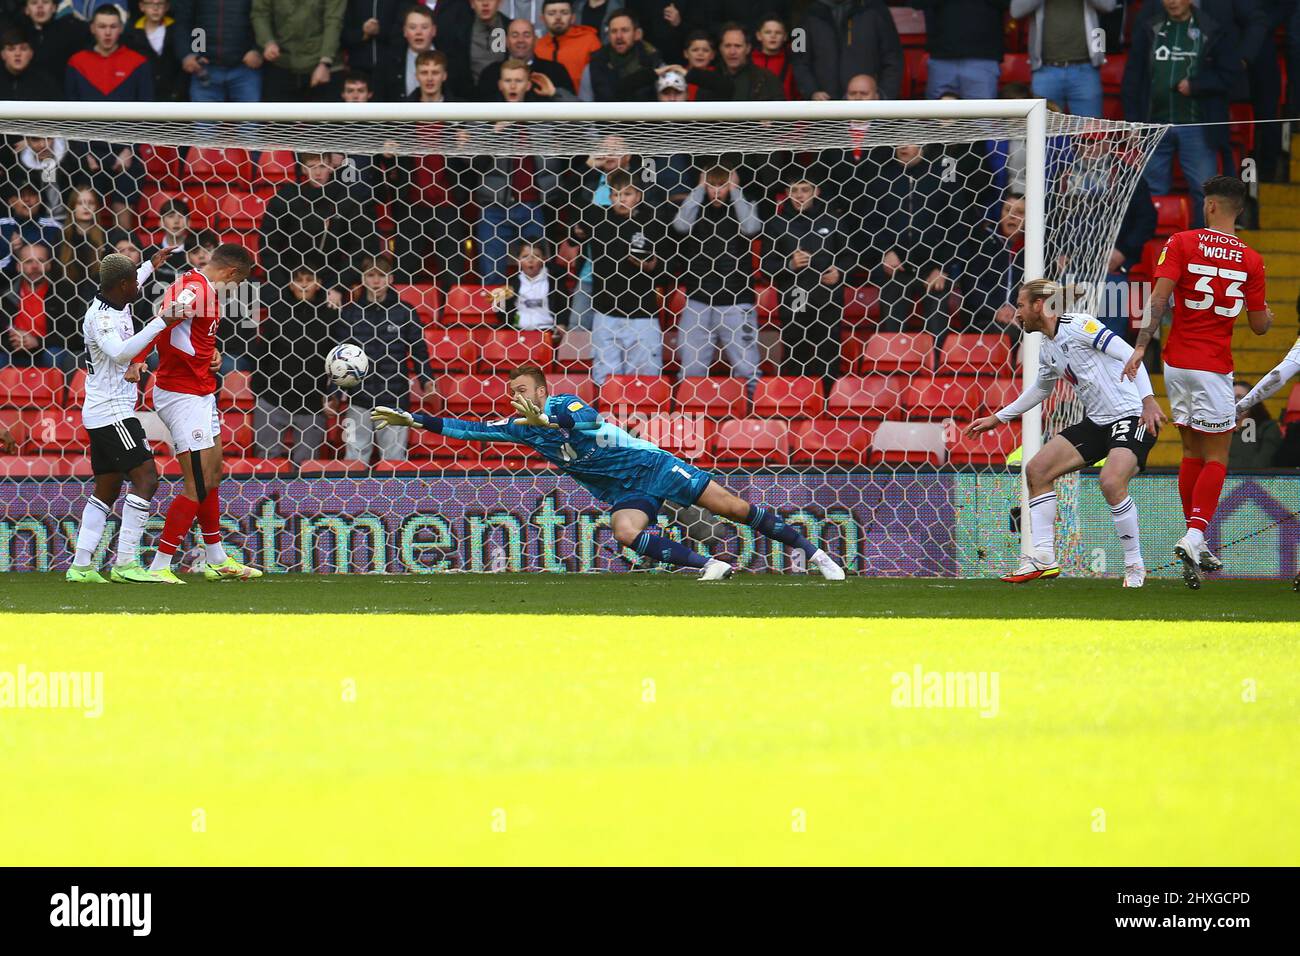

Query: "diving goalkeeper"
<box><xmin>370</xmin><ymin>365</ymin><xmax>845</xmax><ymax>580</ymax></box>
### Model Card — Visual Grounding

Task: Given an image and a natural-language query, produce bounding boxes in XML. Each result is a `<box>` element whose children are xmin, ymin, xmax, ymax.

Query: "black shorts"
<box><xmin>1059</xmin><ymin>415</ymin><xmax>1156</xmax><ymax>472</ymax></box>
<box><xmin>87</xmin><ymin>418</ymin><xmax>153</xmax><ymax>476</ymax></box>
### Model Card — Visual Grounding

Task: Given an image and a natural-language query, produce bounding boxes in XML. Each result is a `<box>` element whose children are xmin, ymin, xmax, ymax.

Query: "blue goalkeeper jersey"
<box><xmin>413</xmin><ymin>394</ymin><xmax>706</xmax><ymax>505</ymax></box>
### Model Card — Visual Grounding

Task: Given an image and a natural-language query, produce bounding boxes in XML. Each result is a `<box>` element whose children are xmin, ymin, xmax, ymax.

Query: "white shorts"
<box><xmin>1164</xmin><ymin>362</ymin><xmax>1235</xmax><ymax>434</ymax></box>
<box><xmin>154</xmin><ymin>386</ymin><xmax>220</xmax><ymax>453</ymax></box>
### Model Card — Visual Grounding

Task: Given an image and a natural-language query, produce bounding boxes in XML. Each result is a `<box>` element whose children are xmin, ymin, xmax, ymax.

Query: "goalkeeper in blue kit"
<box><xmin>370</xmin><ymin>365</ymin><xmax>845</xmax><ymax>579</ymax></box>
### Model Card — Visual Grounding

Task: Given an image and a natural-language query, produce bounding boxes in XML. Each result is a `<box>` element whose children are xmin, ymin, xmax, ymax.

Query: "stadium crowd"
<box><xmin>1</xmin><ymin>0</ymin><xmax>1299</xmax><ymax>469</ymax></box>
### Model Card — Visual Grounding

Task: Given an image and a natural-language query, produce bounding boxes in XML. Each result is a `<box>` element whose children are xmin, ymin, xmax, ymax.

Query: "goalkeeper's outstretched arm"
<box><xmin>1236</xmin><ymin>346</ymin><xmax>1300</xmax><ymax>417</ymax></box>
<box><xmin>370</xmin><ymin>407</ymin><xmax>531</xmax><ymax>443</ymax></box>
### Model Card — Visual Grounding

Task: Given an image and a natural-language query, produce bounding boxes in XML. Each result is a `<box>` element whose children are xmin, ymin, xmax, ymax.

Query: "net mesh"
<box><xmin>0</xmin><ymin>108</ymin><xmax>1167</xmax><ymax>576</ymax></box>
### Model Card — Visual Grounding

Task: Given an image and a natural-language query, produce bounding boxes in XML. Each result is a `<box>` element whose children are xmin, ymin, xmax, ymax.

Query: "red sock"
<box><xmin>1188</xmin><ymin>460</ymin><xmax>1227</xmax><ymax>533</ymax></box>
<box><xmin>197</xmin><ymin>488</ymin><xmax>221</xmax><ymax>543</ymax></box>
<box><xmin>1178</xmin><ymin>457</ymin><xmax>1204</xmax><ymax>521</ymax></box>
<box><xmin>156</xmin><ymin>495</ymin><xmax>200</xmax><ymax>556</ymax></box>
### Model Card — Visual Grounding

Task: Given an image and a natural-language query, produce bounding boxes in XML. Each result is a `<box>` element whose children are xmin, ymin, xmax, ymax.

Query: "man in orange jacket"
<box><xmin>535</xmin><ymin>0</ymin><xmax>601</xmax><ymax>91</ymax></box>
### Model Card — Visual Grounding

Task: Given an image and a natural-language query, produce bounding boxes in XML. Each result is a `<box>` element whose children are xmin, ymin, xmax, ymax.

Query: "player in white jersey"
<box><xmin>66</xmin><ymin>248</ymin><xmax>187</xmax><ymax>583</ymax></box>
<box><xmin>967</xmin><ymin>280</ymin><xmax>1166</xmax><ymax>587</ymax></box>
<box><xmin>1234</xmin><ymin>337</ymin><xmax>1300</xmax><ymax>420</ymax></box>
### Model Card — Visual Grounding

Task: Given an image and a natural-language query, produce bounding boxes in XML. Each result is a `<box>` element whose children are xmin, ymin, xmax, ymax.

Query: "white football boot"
<box><xmin>1000</xmin><ymin>552</ymin><xmax>1061</xmax><ymax>583</ymax></box>
<box><xmin>1173</xmin><ymin>535</ymin><xmax>1203</xmax><ymax>590</ymax></box>
<box><xmin>810</xmin><ymin>549</ymin><xmax>845</xmax><ymax>580</ymax></box>
<box><xmin>698</xmin><ymin>558</ymin><xmax>734</xmax><ymax>581</ymax></box>
<box><xmin>1198</xmin><ymin>548</ymin><xmax>1223</xmax><ymax>573</ymax></box>
<box><xmin>1122</xmin><ymin>564</ymin><xmax>1146</xmax><ymax>588</ymax></box>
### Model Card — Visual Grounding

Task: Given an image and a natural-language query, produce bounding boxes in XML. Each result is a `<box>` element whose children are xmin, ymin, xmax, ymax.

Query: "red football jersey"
<box><xmin>1154</xmin><ymin>228</ymin><xmax>1266</xmax><ymax>374</ymax></box>
<box><xmin>136</xmin><ymin>270</ymin><xmax>221</xmax><ymax>395</ymax></box>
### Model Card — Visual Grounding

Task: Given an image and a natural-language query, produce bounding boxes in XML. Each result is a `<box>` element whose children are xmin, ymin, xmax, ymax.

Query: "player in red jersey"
<box><xmin>136</xmin><ymin>243</ymin><xmax>261</xmax><ymax>583</ymax></box>
<box><xmin>1122</xmin><ymin>176</ymin><xmax>1271</xmax><ymax>589</ymax></box>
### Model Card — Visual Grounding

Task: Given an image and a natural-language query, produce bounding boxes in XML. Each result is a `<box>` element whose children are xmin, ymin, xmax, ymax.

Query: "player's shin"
<box><xmin>196</xmin><ymin>489</ymin><xmax>228</xmax><ymax>565</ymax></box>
<box><xmin>1179</xmin><ymin>457</ymin><xmax>1204</xmax><ymax>521</ymax></box>
<box><xmin>1110</xmin><ymin>496</ymin><xmax>1142</xmax><ymax>568</ymax></box>
<box><xmin>73</xmin><ymin>497</ymin><xmax>113</xmax><ymax>568</ymax></box>
<box><xmin>744</xmin><ymin>505</ymin><xmax>816</xmax><ymax>558</ymax></box>
<box><xmin>115</xmin><ymin>494</ymin><xmax>151</xmax><ymax>567</ymax></box>
<box><xmin>1028</xmin><ymin>492</ymin><xmax>1057</xmax><ymax>562</ymax></box>
<box><xmin>149</xmin><ymin>495</ymin><xmax>200</xmax><ymax>572</ymax></box>
<box><xmin>1187</xmin><ymin>460</ymin><xmax>1227</xmax><ymax>548</ymax></box>
<box><xmin>631</xmin><ymin>530</ymin><xmax>710</xmax><ymax>569</ymax></box>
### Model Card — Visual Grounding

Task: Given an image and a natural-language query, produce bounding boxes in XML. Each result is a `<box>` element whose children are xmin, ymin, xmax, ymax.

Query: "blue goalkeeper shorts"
<box><xmin>609</xmin><ymin>455</ymin><xmax>713</xmax><ymax>517</ymax></box>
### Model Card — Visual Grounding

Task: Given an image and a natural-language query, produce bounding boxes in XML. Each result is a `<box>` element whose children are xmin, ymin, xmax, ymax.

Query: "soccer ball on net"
<box><xmin>326</xmin><ymin>343</ymin><xmax>369</xmax><ymax>390</ymax></box>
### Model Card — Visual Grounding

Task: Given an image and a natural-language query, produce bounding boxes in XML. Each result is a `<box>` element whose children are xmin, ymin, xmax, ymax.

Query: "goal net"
<box><xmin>0</xmin><ymin>101</ymin><xmax>1165</xmax><ymax>576</ymax></box>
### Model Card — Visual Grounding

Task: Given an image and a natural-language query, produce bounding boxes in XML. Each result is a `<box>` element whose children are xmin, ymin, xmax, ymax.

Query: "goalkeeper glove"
<box><xmin>510</xmin><ymin>395</ymin><xmax>552</xmax><ymax>427</ymax></box>
<box><xmin>371</xmin><ymin>406</ymin><xmax>415</xmax><ymax>430</ymax></box>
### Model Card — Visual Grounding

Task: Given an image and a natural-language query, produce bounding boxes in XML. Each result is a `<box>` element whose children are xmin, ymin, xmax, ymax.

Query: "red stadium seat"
<box><xmin>947</xmin><ymin>423</ymin><xmax>1021</xmax><ymax>467</ymax></box>
<box><xmin>217</xmin><ymin>231</ymin><xmax>259</xmax><ymax>261</ymax></box>
<box><xmin>1100</xmin><ymin>53</ymin><xmax>1127</xmax><ymax>94</ymax></box>
<box><xmin>752</xmin><ymin>376</ymin><xmax>825</xmax><ymax>419</ymax></box>
<box><xmin>555</xmin><ymin>327</ymin><xmax>593</xmax><ymax>369</ymax></box>
<box><xmin>980</xmin><ymin>378</ymin><xmax>1023</xmax><ymax>415</ymax></box>
<box><xmin>138</xmin><ymin>144</ymin><xmax>182</xmax><ymax>190</ymax></box>
<box><xmin>217</xmin><ymin>191</ymin><xmax>268</xmax><ymax>230</ymax></box>
<box><xmin>0</xmin><ymin>455</ymin><xmax>91</xmax><ymax>478</ymax></box>
<box><xmin>26</xmin><ymin>409</ymin><xmax>83</xmax><ymax>453</ymax></box>
<box><xmin>444</xmin><ymin>284</ymin><xmax>498</xmax><ymax>324</ymax></box>
<box><xmin>136</xmin><ymin>188</ymin><xmax>182</xmax><ymax>229</ymax></box>
<box><xmin>255</xmin><ymin>150</ymin><xmax>298</xmax><ymax>186</ymax></box>
<box><xmin>1285</xmin><ymin>384</ymin><xmax>1300</xmax><ymax>424</ymax></box>
<box><xmin>904</xmin><ymin>375</ymin><xmax>988</xmax><ymax>420</ymax></box>
<box><xmin>0</xmin><ymin>367</ymin><xmax>62</xmax><ymax>408</ymax></box>
<box><xmin>842</xmin><ymin>285</ymin><xmax>880</xmax><ymax>323</ymax></box>
<box><xmin>437</xmin><ymin>373</ymin><xmax>508</xmax><ymax>416</ymax></box>
<box><xmin>674</xmin><ymin>376</ymin><xmax>748</xmax><ymax>418</ymax></box>
<box><xmin>185</xmin><ymin>147</ymin><xmax>254</xmax><ymax>185</ymax></box>
<box><xmin>424</xmin><ymin>326</ymin><xmax>476</xmax><ymax>372</ymax></box>
<box><xmin>221</xmin><ymin>411</ymin><xmax>253</xmax><ymax>456</ymax></box>
<box><xmin>826</xmin><ymin>374</ymin><xmax>906</xmax><ymax>419</ymax></box>
<box><xmin>755</xmin><ymin>283</ymin><xmax>780</xmax><ymax>324</ymax></box>
<box><xmin>65</xmin><ymin>369</ymin><xmax>87</xmax><ymax>407</ymax></box>
<box><xmin>1152</xmin><ymin>194</ymin><xmax>1191</xmax><ymax>235</ymax></box>
<box><xmin>545</xmin><ymin>373</ymin><xmax>597</xmax><ymax>405</ymax></box>
<box><xmin>182</xmin><ymin>185</ymin><xmax>220</xmax><ymax>229</ymax></box>
<box><xmin>858</xmin><ymin>332</ymin><xmax>934</xmax><ymax>374</ymax></box>
<box><xmin>219</xmin><ymin>370</ymin><xmax>256</xmax><ymax>410</ymax></box>
<box><xmin>903</xmin><ymin>48</ymin><xmax>928</xmax><ymax>98</ymax></box>
<box><xmin>598</xmin><ymin>375</ymin><xmax>672</xmax><ymax>414</ymax></box>
<box><xmin>789</xmin><ymin>418</ymin><xmax>873</xmax><ymax>466</ymax></box>
<box><xmin>393</xmin><ymin>283</ymin><xmax>443</xmax><ymax>324</ymax></box>
<box><xmin>1000</xmin><ymin>53</ymin><xmax>1031</xmax><ymax>88</ymax></box>
<box><xmin>661</xmin><ymin>286</ymin><xmax>687</xmax><ymax>327</ymax></box>
<box><xmin>1229</xmin><ymin>102</ymin><xmax>1256</xmax><ymax>154</ymax></box>
<box><xmin>476</xmin><ymin>329</ymin><xmax>555</xmax><ymax>372</ymax></box>
<box><xmin>710</xmin><ymin>418</ymin><xmax>789</xmax><ymax>465</ymax></box>
<box><xmin>636</xmin><ymin>413</ymin><xmax>713</xmax><ymax>462</ymax></box>
<box><xmin>937</xmin><ymin>333</ymin><xmax>1014</xmax><ymax>375</ymax></box>
<box><xmin>869</xmin><ymin>421</ymin><xmax>948</xmax><ymax>466</ymax></box>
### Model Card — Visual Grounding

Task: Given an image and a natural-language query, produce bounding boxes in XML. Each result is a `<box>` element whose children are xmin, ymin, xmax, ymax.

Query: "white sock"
<box><xmin>1028</xmin><ymin>492</ymin><xmax>1056</xmax><ymax>562</ymax></box>
<box><xmin>1110</xmin><ymin>496</ymin><xmax>1142</xmax><ymax>566</ymax></box>
<box><xmin>149</xmin><ymin>549</ymin><xmax>173</xmax><ymax>573</ymax></box>
<box><xmin>205</xmin><ymin>541</ymin><xmax>228</xmax><ymax>564</ymax></box>
<box><xmin>74</xmin><ymin>497</ymin><xmax>112</xmax><ymax>568</ymax></box>
<box><xmin>1185</xmin><ymin>527</ymin><xmax>1205</xmax><ymax>550</ymax></box>
<box><xmin>115</xmin><ymin>494</ymin><xmax>151</xmax><ymax>566</ymax></box>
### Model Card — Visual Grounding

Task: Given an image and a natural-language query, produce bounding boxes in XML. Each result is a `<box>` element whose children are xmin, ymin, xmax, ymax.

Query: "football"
<box><xmin>326</xmin><ymin>343</ymin><xmax>369</xmax><ymax>389</ymax></box>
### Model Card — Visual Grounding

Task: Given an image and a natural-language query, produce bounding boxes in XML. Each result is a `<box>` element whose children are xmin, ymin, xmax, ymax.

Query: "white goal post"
<box><xmin>0</xmin><ymin>97</ymin><xmax>1162</xmax><ymax>574</ymax></box>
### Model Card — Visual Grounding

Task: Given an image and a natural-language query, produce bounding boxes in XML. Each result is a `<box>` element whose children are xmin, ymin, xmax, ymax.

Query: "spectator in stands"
<box><xmin>762</xmin><ymin>173</ymin><xmax>852</xmax><ymax>384</ymax></box>
<box><xmin>699</xmin><ymin>0</ymin><xmax>793</xmax><ymax>35</ymax></box>
<box><xmin>1230</xmin><ymin>379</ymin><xmax>1283</xmax><ymax>469</ymax></box>
<box><xmin>751</xmin><ymin>14</ymin><xmax>798</xmax><ymax>100</ymax></box>
<box><xmin>0</xmin><ymin>25</ymin><xmax>62</xmax><ymax>99</ymax></box>
<box><xmin>536</xmin><ymin>0</ymin><xmax>602</xmax><ymax>91</ymax></box>
<box><xmin>261</xmin><ymin>151</ymin><xmax>371</xmax><ymax>292</ymax></box>
<box><xmin>478</xmin><ymin>16</ymin><xmax>573</xmax><ymax>97</ymax></box>
<box><xmin>961</xmin><ymin>192</ymin><xmax>1025</xmax><ymax>337</ymax></box>
<box><xmin>57</xmin><ymin>185</ymin><xmax>107</xmax><ymax>287</ymax></box>
<box><xmin>564</xmin><ymin>136</ymin><xmax>629</xmax><ymax>331</ymax></box>
<box><xmin>1122</xmin><ymin>0</ymin><xmax>1239</xmax><ymax>226</ymax></box>
<box><xmin>861</xmin><ymin>143</ymin><xmax>962</xmax><ymax>348</ymax></box>
<box><xmin>155</xmin><ymin>197</ymin><xmax>193</xmax><ymax>252</ymax></box>
<box><xmin>373</xmin><ymin>2</ymin><xmax>436</xmax><ymax>100</ymax></box>
<box><xmin>577</xmin><ymin>167</ymin><xmax>666</xmax><ymax>384</ymax></box>
<box><xmin>573</xmin><ymin>0</ymin><xmax>622</xmax><ymax>32</ymax></box>
<box><xmin>627</xmin><ymin>0</ymin><xmax>686</xmax><ymax>70</ymax></box>
<box><xmin>1243</xmin><ymin>1</ymin><xmax>1287</xmax><ymax>182</ymax></box>
<box><xmin>173</xmin><ymin>0</ymin><xmax>264</xmax><ymax>102</ymax></box>
<box><xmin>580</xmin><ymin>10</ymin><xmax>662</xmax><ymax>100</ymax></box>
<box><xmin>933</xmin><ymin>91</ymin><xmax>997</xmax><ymax>234</ymax></box>
<box><xmin>404</xmin><ymin>47</ymin><xmax>454</xmax><ymax>101</ymax></box>
<box><xmin>817</xmin><ymin>73</ymin><xmax>892</xmax><ymax>217</ymax></box>
<box><xmin>341</xmin><ymin>0</ymin><xmax>399</xmax><ymax>78</ymax></box>
<box><xmin>12</xmin><ymin>136</ymin><xmax>72</xmax><ymax>224</ymax></box>
<box><xmin>1</xmin><ymin>178</ymin><xmax>62</xmax><ymax>277</ymax></box>
<box><xmin>252</xmin><ymin>0</ymin><xmax>345</xmax><ymax>102</ymax></box>
<box><xmin>341</xmin><ymin>68</ymin><xmax>373</xmax><ymax>101</ymax></box>
<box><xmin>333</xmin><ymin>253</ymin><xmax>432</xmax><ymax>463</ymax></box>
<box><xmin>1010</xmin><ymin>0</ymin><xmax>1112</xmax><ymax>117</ymax></box>
<box><xmin>680</xmin><ymin>26</ymin><xmax>715</xmax><ymax>99</ymax></box>
<box><xmin>671</xmin><ymin>166</ymin><xmax>763</xmax><ymax>388</ymax></box>
<box><xmin>250</xmin><ymin>258</ymin><xmax>333</xmax><ymax>463</ymax></box>
<box><xmin>500</xmin><ymin>0</ymin><xmax>548</xmax><ymax>34</ymax></box>
<box><xmin>793</xmin><ymin>0</ymin><xmax>904</xmax><ymax>101</ymax></box>
<box><xmin>457</xmin><ymin>0</ymin><xmax>509</xmax><ymax>94</ymax></box>
<box><xmin>490</xmin><ymin>237</ymin><xmax>570</xmax><ymax>338</ymax></box>
<box><xmin>472</xmin><ymin>59</ymin><xmax>567</xmax><ymax>284</ymax></box>
<box><xmin>1094</xmin><ymin>177</ymin><xmax>1157</xmax><ymax>337</ymax></box>
<box><xmin>685</xmin><ymin>21</ymin><xmax>783</xmax><ymax>100</ymax></box>
<box><xmin>125</xmin><ymin>0</ymin><xmax>182</xmax><ymax>100</ymax></box>
<box><xmin>20</xmin><ymin>0</ymin><xmax>86</xmax><ymax>88</ymax></box>
<box><xmin>913</xmin><ymin>0</ymin><xmax>1006</xmax><ymax>100</ymax></box>
<box><xmin>0</xmin><ymin>242</ymin><xmax>74</xmax><ymax>371</ymax></box>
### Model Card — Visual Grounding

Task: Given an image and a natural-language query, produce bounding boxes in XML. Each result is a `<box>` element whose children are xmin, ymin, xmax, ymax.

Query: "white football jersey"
<box><xmin>81</xmin><ymin>263</ymin><xmax>166</xmax><ymax>430</ymax></box>
<box><xmin>1033</xmin><ymin>313</ymin><xmax>1144</xmax><ymax>425</ymax></box>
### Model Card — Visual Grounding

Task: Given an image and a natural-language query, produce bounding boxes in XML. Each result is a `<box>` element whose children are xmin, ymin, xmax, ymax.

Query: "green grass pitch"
<box><xmin>2</xmin><ymin>573</ymin><xmax>1298</xmax><ymax>865</ymax></box>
